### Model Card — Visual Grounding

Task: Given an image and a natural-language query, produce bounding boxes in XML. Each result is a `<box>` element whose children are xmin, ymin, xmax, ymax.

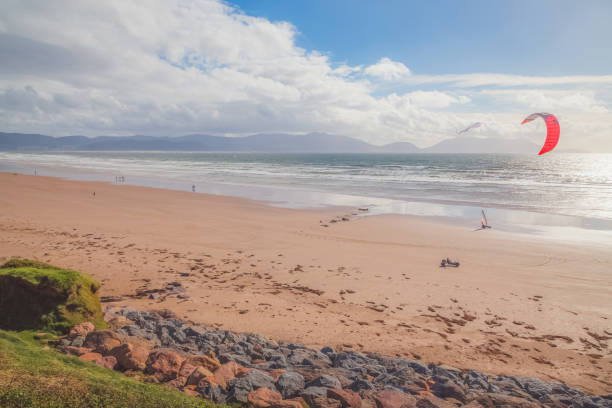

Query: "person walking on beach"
<box><xmin>192</xmin><ymin>184</ymin><xmax>196</xmax><ymax>193</ymax></box>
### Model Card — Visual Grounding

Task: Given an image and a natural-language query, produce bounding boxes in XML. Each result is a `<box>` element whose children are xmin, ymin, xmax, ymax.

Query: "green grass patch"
<box><xmin>0</xmin><ymin>259</ymin><xmax>107</xmax><ymax>333</ymax></box>
<box><xmin>0</xmin><ymin>330</ymin><xmax>222</xmax><ymax>408</ymax></box>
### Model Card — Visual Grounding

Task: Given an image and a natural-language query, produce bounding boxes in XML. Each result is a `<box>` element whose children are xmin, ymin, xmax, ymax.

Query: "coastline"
<box><xmin>1</xmin><ymin>172</ymin><xmax>611</xmax><ymax>393</ymax></box>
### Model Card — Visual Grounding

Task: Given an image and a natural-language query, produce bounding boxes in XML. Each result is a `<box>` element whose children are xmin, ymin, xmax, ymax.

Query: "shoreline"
<box><xmin>1</xmin><ymin>172</ymin><xmax>611</xmax><ymax>393</ymax></box>
<box><xmin>2</xmin><ymin>156</ymin><xmax>612</xmax><ymax>245</ymax></box>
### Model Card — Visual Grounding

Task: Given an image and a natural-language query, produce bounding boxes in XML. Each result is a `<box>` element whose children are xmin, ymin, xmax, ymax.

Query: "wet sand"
<box><xmin>1</xmin><ymin>172</ymin><xmax>610</xmax><ymax>393</ymax></box>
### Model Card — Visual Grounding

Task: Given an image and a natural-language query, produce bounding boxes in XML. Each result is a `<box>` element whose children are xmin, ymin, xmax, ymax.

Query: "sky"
<box><xmin>1</xmin><ymin>0</ymin><xmax>611</xmax><ymax>150</ymax></box>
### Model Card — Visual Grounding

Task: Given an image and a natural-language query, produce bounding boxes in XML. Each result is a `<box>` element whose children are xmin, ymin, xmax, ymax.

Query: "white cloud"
<box><xmin>481</xmin><ymin>89</ymin><xmax>609</xmax><ymax>113</ymax></box>
<box><xmin>364</xmin><ymin>58</ymin><xmax>411</xmax><ymax>81</ymax></box>
<box><xmin>0</xmin><ymin>0</ymin><xmax>610</xmax><ymax>151</ymax></box>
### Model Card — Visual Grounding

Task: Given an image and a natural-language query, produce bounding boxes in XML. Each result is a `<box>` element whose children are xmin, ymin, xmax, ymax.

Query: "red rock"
<box><xmin>61</xmin><ymin>346</ymin><xmax>92</xmax><ymax>356</ymax></box>
<box><xmin>68</xmin><ymin>322</ymin><xmax>95</xmax><ymax>339</ymax></box>
<box><xmin>79</xmin><ymin>352</ymin><xmax>117</xmax><ymax>370</ymax></box>
<box><xmin>184</xmin><ymin>354</ymin><xmax>221</xmax><ymax>372</ymax></box>
<box><xmin>79</xmin><ymin>352</ymin><xmax>104</xmax><ymax>362</ymax></box>
<box><xmin>327</xmin><ymin>388</ymin><xmax>362</xmax><ymax>408</ymax></box>
<box><xmin>374</xmin><ymin>390</ymin><xmax>417</xmax><ymax>408</ymax></box>
<box><xmin>145</xmin><ymin>349</ymin><xmax>185</xmax><ymax>382</ymax></box>
<box><xmin>110</xmin><ymin>343</ymin><xmax>150</xmax><ymax>371</ymax></box>
<box><xmin>179</xmin><ymin>362</ymin><xmax>197</xmax><ymax>378</ymax></box>
<box><xmin>271</xmin><ymin>400</ymin><xmax>305</xmax><ymax>408</ymax></box>
<box><xmin>183</xmin><ymin>388</ymin><xmax>200</xmax><ymax>397</ymax></box>
<box><xmin>213</xmin><ymin>361</ymin><xmax>246</xmax><ymax>388</ymax></box>
<box><xmin>248</xmin><ymin>387</ymin><xmax>283</xmax><ymax>408</ymax></box>
<box><xmin>415</xmin><ymin>395</ymin><xmax>457</xmax><ymax>407</ymax></box>
<box><xmin>84</xmin><ymin>330</ymin><xmax>122</xmax><ymax>354</ymax></box>
<box><xmin>310</xmin><ymin>397</ymin><xmax>342</xmax><ymax>408</ymax></box>
<box><xmin>97</xmin><ymin>356</ymin><xmax>118</xmax><ymax>370</ymax></box>
<box><xmin>186</xmin><ymin>366</ymin><xmax>214</xmax><ymax>386</ymax></box>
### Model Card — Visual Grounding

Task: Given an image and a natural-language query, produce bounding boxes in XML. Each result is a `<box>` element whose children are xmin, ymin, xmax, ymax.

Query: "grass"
<box><xmin>0</xmin><ymin>259</ymin><xmax>107</xmax><ymax>333</ymax></box>
<box><xmin>0</xmin><ymin>330</ymin><xmax>223</xmax><ymax>408</ymax></box>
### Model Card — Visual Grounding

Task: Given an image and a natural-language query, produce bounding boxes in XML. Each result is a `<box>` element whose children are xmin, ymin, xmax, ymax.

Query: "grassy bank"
<box><xmin>0</xmin><ymin>330</ymin><xmax>221</xmax><ymax>408</ymax></box>
<box><xmin>0</xmin><ymin>259</ymin><xmax>107</xmax><ymax>333</ymax></box>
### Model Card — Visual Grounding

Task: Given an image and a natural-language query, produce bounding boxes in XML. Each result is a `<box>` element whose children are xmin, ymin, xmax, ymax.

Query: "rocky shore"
<box><xmin>56</xmin><ymin>307</ymin><xmax>611</xmax><ymax>408</ymax></box>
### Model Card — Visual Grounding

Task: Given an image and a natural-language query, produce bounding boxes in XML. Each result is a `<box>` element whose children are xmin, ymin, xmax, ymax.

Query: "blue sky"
<box><xmin>233</xmin><ymin>0</ymin><xmax>612</xmax><ymax>76</ymax></box>
<box><xmin>1</xmin><ymin>0</ymin><xmax>611</xmax><ymax>150</ymax></box>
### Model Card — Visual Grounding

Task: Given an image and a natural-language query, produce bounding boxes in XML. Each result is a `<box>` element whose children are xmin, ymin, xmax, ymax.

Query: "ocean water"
<box><xmin>2</xmin><ymin>151</ymin><xmax>612</xmax><ymax>239</ymax></box>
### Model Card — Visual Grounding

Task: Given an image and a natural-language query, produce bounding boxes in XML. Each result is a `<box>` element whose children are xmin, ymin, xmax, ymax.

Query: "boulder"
<box><xmin>327</xmin><ymin>388</ymin><xmax>362</xmax><ymax>408</ymax></box>
<box><xmin>213</xmin><ymin>361</ymin><xmax>249</xmax><ymax>388</ymax></box>
<box><xmin>145</xmin><ymin>349</ymin><xmax>185</xmax><ymax>382</ymax></box>
<box><xmin>84</xmin><ymin>330</ymin><xmax>122</xmax><ymax>355</ymax></box>
<box><xmin>373</xmin><ymin>390</ymin><xmax>417</xmax><ymax>408</ymax></box>
<box><xmin>308</xmin><ymin>375</ymin><xmax>342</xmax><ymax>389</ymax></box>
<box><xmin>310</xmin><ymin>397</ymin><xmax>343</xmax><ymax>408</ymax></box>
<box><xmin>431</xmin><ymin>380</ymin><xmax>466</xmax><ymax>403</ymax></box>
<box><xmin>186</xmin><ymin>366</ymin><xmax>214</xmax><ymax>387</ymax></box>
<box><xmin>244</xmin><ymin>369</ymin><xmax>277</xmax><ymax>390</ymax></box>
<box><xmin>302</xmin><ymin>387</ymin><xmax>330</xmax><ymax>405</ymax></box>
<box><xmin>79</xmin><ymin>352</ymin><xmax>117</xmax><ymax>370</ymax></box>
<box><xmin>276</xmin><ymin>371</ymin><xmax>306</xmax><ymax>399</ymax></box>
<box><xmin>109</xmin><ymin>343</ymin><xmax>150</xmax><ymax>371</ymax></box>
<box><xmin>248</xmin><ymin>387</ymin><xmax>283</xmax><ymax>408</ymax></box>
<box><xmin>415</xmin><ymin>395</ymin><xmax>456</xmax><ymax>408</ymax></box>
<box><xmin>184</xmin><ymin>354</ymin><xmax>221</xmax><ymax>372</ymax></box>
<box><xmin>69</xmin><ymin>322</ymin><xmax>95</xmax><ymax>339</ymax></box>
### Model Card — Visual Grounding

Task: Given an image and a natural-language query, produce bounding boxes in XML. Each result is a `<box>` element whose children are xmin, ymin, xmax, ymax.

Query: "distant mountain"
<box><xmin>0</xmin><ymin>131</ymin><xmax>546</xmax><ymax>154</ymax></box>
<box><xmin>422</xmin><ymin>136</ymin><xmax>540</xmax><ymax>154</ymax></box>
<box><xmin>0</xmin><ymin>131</ymin><xmax>417</xmax><ymax>153</ymax></box>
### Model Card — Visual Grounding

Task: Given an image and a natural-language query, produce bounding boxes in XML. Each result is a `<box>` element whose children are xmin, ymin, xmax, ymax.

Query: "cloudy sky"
<box><xmin>1</xmin><ymin>0</ymin><xmax>611</xmax><ymax>150</ymax></box>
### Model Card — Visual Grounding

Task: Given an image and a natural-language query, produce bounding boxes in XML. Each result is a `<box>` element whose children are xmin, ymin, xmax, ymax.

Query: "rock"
<box><xmin>373</xmin><ymin>389</ymin><xmax>417</xmax><ymax>408</ymax></box>
<box><xmin>97</xmin><ymin>356</ymin><xmax>118</xmax><ymax>370</ymax></box>
<box><xmin>70</xmin><ymin>335</ymin><xmax>85</xmax><ymax>347</ymax></box>
<box><xmin>276</xmin><ymin>371</ymin><xmax>306</xmax><ymax>399</ymax></box>
<box><xmin>184</xmin><ymin>354</ymin><xmax>221</xmax><ymax>372</ymax></box>
<box><xmin>310</xmin><ymin>397</ymin><xmax>343</xmax><ymax>408</ymax></box>
<box><xmin>321</xmin><ymin>346</ymin><xmax>335</xmax><ymax>355</ymax></box>
<box><xmin>350</xmin><ymin>379</ymin><xmax>375</xmax><ymax>392</ymax></box>
<box><xmin>79</xmin><ymin>352</ymin><xmax>117</xmax><ymax>370</ymax></box>
<box><xmin>471</xmin><ymin>393</ymin><xmax>542</xmax><ymax>408</ymax></box>
<box><xmin>415</xmin><ymin>395</ymin><xmax>456</xmax><ymax>408</ymax></box>
<box><xmin>228</xmin><ymin>377</ymin><xmax>253</xmax><ymax>403</ymax></box>
<box><xmin>213</xmin><ymin>361</ymin><xmax>249</xmax><ymax>388</ymax></box>
<box><xmin>248</xmin><ymin>387</ymin><xmax>283</xmax><ymax>408</ymax></box>
<box><xmin>61</xmin><ymin>345</ymin><xmax>91</xmax><ymax>356</ymax></box>
<box><xmin>301</xmin><ymin>387</ymin><xmax>330</xmax><ymax>405</ymax></box>
<box><xmin>110</xmin><ymin>343</ymin><xmax>150</xmax><ymax>371</ymax></box>
<box><xmin>327</xmin><ymin>388</ymin><xmax>362</xmax><ymax>408</ymax></box>
<box><xmin>245</xmin><ymin>369</ymin><xmax>277</xmax><ymax>390</ymax></box>
<box><xmin>145</xmin><ymin>349</ymin><xmax>185</xmax><ymax>382</ymax></box>
<box><xmin>198</xmin><ymin>383</ymin><xmax>227</xmax><ymax>403</ymax></box>
<box><xmin>431</xmin><ymin>380</ymin><xmax>466</xmax><ymax>403</ymax></box>
<box><xmin>79</xmin><ymin>351</ymin><xmax>104</xmax><ymax>363</ymax></box>
<box><xmin>69</xmin><ymin>322</ymin><xmax>95</xmax><ymax>339</ymax></box>
<box><xmin>308</xmin><ymin>375</ymin><xmax>342</xmax><ymax>389</ymax></box>
<box><xmin>187</xmin><ymin>366</ymin><xmax>214</xmax><ymax>387</ymax></box>
<box><xmin>84</xmin><ymin>330</ymin><xmax>122</xmax><ymax>355</ymax></box>
<box><xmin>271</xmin><ymin>399</ymin><xmax>305</xmax><ymax>408</ymax></box>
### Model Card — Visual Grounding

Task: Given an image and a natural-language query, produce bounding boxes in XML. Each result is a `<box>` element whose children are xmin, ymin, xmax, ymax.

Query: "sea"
<box><xmin>2</xmin><ymin>151</ymin><xmax>612</xmax><ymax>244</ymax></box>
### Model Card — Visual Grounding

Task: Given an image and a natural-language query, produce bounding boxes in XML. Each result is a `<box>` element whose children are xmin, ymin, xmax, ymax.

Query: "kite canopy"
<box><xmin>457</xmin><ymin>122</ymin><xmax>482</xmax><ymax>134</ymax></box>
<box><xmin>521</xmin><ymin>112</ymin><xmax>560</xmax><ymax>155</ymax></box>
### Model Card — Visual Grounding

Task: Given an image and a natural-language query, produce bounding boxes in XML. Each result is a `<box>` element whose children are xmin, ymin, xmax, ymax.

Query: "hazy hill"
<box><xmin>1</xmin><ymin>131</ymin><xmax>543</xmax><ymax>153</ymax></box>
<box><xmin>422</xmin><ymin>136</ymin><xmax>540</xmax><ymax>154</ymax></box>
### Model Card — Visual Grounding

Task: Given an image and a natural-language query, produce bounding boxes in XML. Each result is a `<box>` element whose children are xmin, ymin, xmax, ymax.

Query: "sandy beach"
<box><xmin>1</xmin><ymin>172</ymin><xmax>610</xmax><ymax>393</ymax></box>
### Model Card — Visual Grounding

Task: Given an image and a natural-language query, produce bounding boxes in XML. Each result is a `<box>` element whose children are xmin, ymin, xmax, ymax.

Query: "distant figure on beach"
<box><xmin>192</xmin><ymin>184</ymin><xmax>196</xmax><ymax>192</ymax></box>
<box><xmin>93</xmin><ymin>191</ymin><xmax>95</xmax><ymax>197</ymax></box>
